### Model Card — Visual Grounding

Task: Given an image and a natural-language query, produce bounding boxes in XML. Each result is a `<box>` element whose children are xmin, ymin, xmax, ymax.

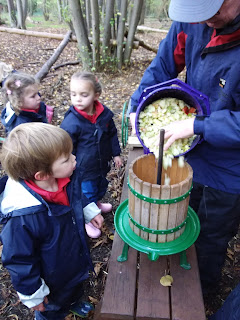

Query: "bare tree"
<box><xmin>116</xmin><ymin>0</ymin><xmax>127</xmax><ymax>69</ymax></box>
<box><xmin>56</xmin><ymin>0</ymin><xmax>63</xmax><ymax>23</ymax></box>
<box><xmin>67</xmin><ymin>0</ymin><xmax>146</xmax><ymax>70</ymax></box>
<box><xmin>102</xmin><ymin>0</ymin><xmax>114</xmax><ymax>59</ymax></box>
<box><xmin>90</xmin><ymin>0</ymin><xmax>100</xmax><ymax>69</ymax></box>
<box><xmin>43</xmin><ymin>0</ymin><xmax>50</xmax><ymax>21</ymax></box>
<box><xmin>16</xmin><ymin>0</ymin><xmax>26</xmax><ymax>29</ymax></box>
<box><xmin>6</xmin><ymin>0</ymin><xmax>17</xmax><ymax>27</ymax></box>
<box><xmin>124</xmin><ymin>0</ymin><xmax>144</xmax><ymax>64</ymax></box>
<box><xmin>68</xmin><ymin>0</ymin><xmax>92</xmax><ymax>70</ymax></box>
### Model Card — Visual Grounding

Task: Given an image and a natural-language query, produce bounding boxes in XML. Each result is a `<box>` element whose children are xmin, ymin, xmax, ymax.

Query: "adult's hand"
<box><xmin>129</xmin><ymin>113</ymin><xmax>136</xmax><ymax>135</ymax></box>
<box><xmin>163</xmin><ymin>118</ymin><xmax>195</xmax><ymax>151</ymax></box>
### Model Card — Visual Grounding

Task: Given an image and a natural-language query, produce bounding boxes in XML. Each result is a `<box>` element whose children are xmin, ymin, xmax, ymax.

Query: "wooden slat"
<box><xmin>141</xmin><ymin>181</ymin><xmax>151</xmax><ymax>240</ymax></box>
<box><xmin>158</xmin><ymin>185</ymin><xmax>170</xmax><ymax>243</ymax></box>
<box><xmin>169</xmin><ymin>246</ymin><xmax>206</xmax><ymax>320</ymax></box>
<box><xmin>149</xmin><ymin>184</ymin><xmax>161</xmax><ymax>242</ymax></box>
<box><xmin>136</xmin><ymin>253</ymin><xmax>171</xmax><ymax>320</ymax></box>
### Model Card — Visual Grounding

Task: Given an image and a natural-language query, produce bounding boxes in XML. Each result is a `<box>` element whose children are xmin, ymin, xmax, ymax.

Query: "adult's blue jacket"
<box><xmin>60</xmin><ymin>104</ymin><xmax>121</xmax><ymax>181</ymax></box>
<box><xmin>1</xmin><ymin>101</ymin><xmax>48</xmax><ymax>135</ymax></box>
<box><xmin>130</xmin><ymin>16</ymin><xmax>240</xmax><ymax>194</ymax></box>
<box><xmin>0</xmin><ymin>175</ymin><xmax>97</xmax><ymax>308</ymax></box>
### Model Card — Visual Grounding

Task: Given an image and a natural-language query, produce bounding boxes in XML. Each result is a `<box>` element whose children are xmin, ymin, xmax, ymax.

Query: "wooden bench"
<box><xmin>94</xmin><ymin>147</ymin><xmax>206</xmax><ymax>320</ymax></box>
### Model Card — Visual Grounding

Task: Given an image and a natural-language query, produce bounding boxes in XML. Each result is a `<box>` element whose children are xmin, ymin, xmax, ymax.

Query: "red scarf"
<box><xmin>25</xmin><ymin>177</ymin><xmax>70</xmax><ymax>206</ymax></box>
<box><xmin>74</xmin><ymin>100</ymin><xmax>104</xmax><ymax>124</ymax></box>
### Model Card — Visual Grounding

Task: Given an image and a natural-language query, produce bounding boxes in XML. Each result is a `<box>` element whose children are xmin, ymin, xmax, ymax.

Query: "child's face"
<box><xmin>20</xmin><ymin>84</ymin><xmax>41</xmax><ymax>110</ymax></box>
<box><xmin>51</xmin><ymin>153</ymin><xmax>76</xmax><ymax>178</ymax></box>
<box><xmin>70</xmin><ymin>78</ymin><xmax>99</xmax><ymax>114</ymax></box>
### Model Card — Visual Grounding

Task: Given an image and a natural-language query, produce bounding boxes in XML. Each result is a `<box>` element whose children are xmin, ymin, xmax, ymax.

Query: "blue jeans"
<box><xmin>35</xmin><ymin>303</ymin><xmax>69</xmax><ymax>320</ymax></box>
<box><xmin>81</xmin><ymin>177</ymin><xmax>108</xmax><ymax>204</ymax></box>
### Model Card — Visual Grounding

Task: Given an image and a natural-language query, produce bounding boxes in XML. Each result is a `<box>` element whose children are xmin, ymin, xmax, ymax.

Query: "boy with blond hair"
<box><xmin>0</xmin><ymin>122</ymin><xmax>103</xmax><ymax>320</ymax></box>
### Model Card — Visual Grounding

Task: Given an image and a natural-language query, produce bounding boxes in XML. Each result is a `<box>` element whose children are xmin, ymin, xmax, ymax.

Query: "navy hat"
<box><xmin>168</xmin><ymin>0</ymin><xmax>224</xmax><ymax>23</ymax></box>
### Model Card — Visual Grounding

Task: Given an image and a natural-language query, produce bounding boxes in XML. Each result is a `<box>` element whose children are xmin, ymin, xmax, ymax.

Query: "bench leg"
<box><xmin>117</xmin><ymin>242</ymin><xmax>129</xmax><ymax>262</ymax></box>
<box><xmin>180</xmin><ymin>250</ymin><xmax>191</xmax><ymax>270</ymax></box>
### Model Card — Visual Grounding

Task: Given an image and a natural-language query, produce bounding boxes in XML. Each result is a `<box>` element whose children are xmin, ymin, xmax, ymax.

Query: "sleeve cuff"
<box><xmin>17</xmin><ymin>278</ymin><xmax>50</xmax><ymax>308</ymax></box>
<box><xmin>83</xmin><ymin>202</ymin><xmax>101</xmax><ymax>223</ymax></box>
<box><xmin>194</xmin><ymin>115</ymin><xmax>206</xmax><ymax>135</ymax></box>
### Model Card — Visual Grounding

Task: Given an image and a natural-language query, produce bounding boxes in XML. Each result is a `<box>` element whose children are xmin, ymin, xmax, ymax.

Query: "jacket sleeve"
<box><xmin>194</xmin><ymin>109</ymin><xmax>240</xmax><ymax>148</ymax></box>
<box><xmin>17</xmin><ymin>278</ymin><xmax>50</xmax><ymax>308</ymax></box>
<box><xmin>60</xmin><ymin>113</ymin><xmax>81</xmax><ymax>152</ymax></box>
<box><xmin>130</xmin><ymin>22</ymin><xmax>185</xmax><ymax>112</ymax></box>
<box><xmin>1</xmin><ymin>216</ymin><xmax>48</xmax><ymax>306</ymax></box>
<box><xmin>108</xmin><ymin>118</ymin><xmax>121</xmax><ymax>157</ymax></box>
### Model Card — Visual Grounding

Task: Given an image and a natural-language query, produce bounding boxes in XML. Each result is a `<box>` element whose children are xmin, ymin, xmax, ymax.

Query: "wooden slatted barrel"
<box><xmin>128</xmin><ymin>153</ymin><xmax>193</xmax><ymax>243</ymax></box>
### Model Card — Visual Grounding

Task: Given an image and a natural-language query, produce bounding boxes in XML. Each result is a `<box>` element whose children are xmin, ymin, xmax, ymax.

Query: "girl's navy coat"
<box><xmin>61</xmin><ymin>105</ymin><xmax>121</xmax><ymax>181</ymax></box>
<box><xmin>1</xmin><ymin>101</ymin><xmax>48</xmax><ymax>134</ymax></box>
<box><xmin>0</xmin><ymin>175</ymin><xmax>92</xmax><ymax>307</ymax></box>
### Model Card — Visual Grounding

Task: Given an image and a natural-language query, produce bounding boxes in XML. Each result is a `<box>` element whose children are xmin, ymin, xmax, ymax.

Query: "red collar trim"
<box><xmin>206</xmin><ymin>29</ymin><xmax>240</xmax><ymax>48</ymax></box>
<box><xmin>74</xmin><ymin>101</ymin><xmax>104</xmax><ymax>123</ymax></box>
<box><xmin>25</xmin><ymin>177</ymin><xmax>70</xmax><ymax>206</ymax></box>
<box><xmin>21</xmin><ymin>107</ymin><xmax>40</xmax><ymax>113</ymax></box>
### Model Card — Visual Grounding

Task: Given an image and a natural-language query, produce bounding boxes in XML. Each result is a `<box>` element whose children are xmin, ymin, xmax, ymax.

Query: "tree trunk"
<box><xmin>123</xmin><ymin>0</ymin><xmax>143</xmax><ymax>64</ymax></box>
<box><xmin>116</xmin><ymin>0</ymin><xmax>127</xmax><ymax>69</ymax></box>
<box><xmin>7</xmin><ymin>0</ymin><xmax>17</xmax><ymax>27</ymax></box>
<box><xmin>90</xmin><ymin>0</ymin><xmax>100</xmax><ymax>69</ymax></box>
<box><xmin>102</xmin><ymin>0</ymin><xmax>114</xmax><ymax>59</ymax></box>
<box><xmin>56</xmin><ymin>0</ymin><xmax>63</xmax><ymax>23</ymax></box>
<box><xmin>22</xmin><ymin>0</ymin><xmax>28</xmax><ymax>22</ymax></box>
<box><xmin>35</xmin><ymin>31</ymin><xmax>72</xmax><ymax>82</ymax></box>
<box><xmin>139</xmin><ymin>0</ymin><xmax>145</xmax><ymax>25</ymax></box>
<box><xmin>85</xmin><ymin>0</ymin><xmax>91</xmax><ymax>32</ymax></box>
<box><xmin>43</xmin><ymin>0</ymin><xmax>50</xmax><ymax>21</ymax></box>
<box><xmin>68</xmin><ymin>0</ymin><xmax>92</xmax><ymax>70</ymax></box>
<box><xmin>16</xmin><ymin>0</ymin><xmax>26</xmax><ymax>29</ymax></box>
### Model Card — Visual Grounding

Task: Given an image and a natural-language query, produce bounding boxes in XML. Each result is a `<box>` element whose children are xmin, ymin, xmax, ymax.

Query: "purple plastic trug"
<box><xmin>135</xmin><ymin>79</ymin><xmax>210</xmax><ymax>156</ymax></box>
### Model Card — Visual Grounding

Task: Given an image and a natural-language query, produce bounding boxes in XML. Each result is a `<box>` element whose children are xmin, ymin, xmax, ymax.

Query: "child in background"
<box><xmin>61</xmin><ymin>71</ymin><xmax>122</xmax><ymax>238</ymax></box>
<box><xmin>0</xmin><ymin>123</ymin><xmax>103</xmax><ymax>320</ymax></box>
<box><xmin>1</xmin><ymin>72</ymin><xmax>53</xmax><ymax>134</ymax></box>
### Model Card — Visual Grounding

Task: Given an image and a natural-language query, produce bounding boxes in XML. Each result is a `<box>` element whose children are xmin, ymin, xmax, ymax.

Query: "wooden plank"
<box><xmin>100</xmin><ymin>233</ymin><xmax>138</xmax><ymax>320</ymax></box>
<box><xmin>96</xmin><ymin>148</ymin><xmax>143</xmax><ymax>320</ymax></box>
<box><xmin>169</xmin><ymin>246</ymin><xmax>206</xmax><ymax>320</ymax></box>
<box><xmin>136</xmin><ymin>253</ymin><xmax>171</xmax><ymax>320</ymax></box>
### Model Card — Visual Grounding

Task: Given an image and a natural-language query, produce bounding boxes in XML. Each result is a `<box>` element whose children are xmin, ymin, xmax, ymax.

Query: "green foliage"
<box><xmin>146</xmin><ymin>0</ymin><xmax>170</xmax><ymax>19</ymax></box>
<box><xmin>25</xmin><ymin>15</ymin><xmax>67</xmax><ymax>28</ymax></box>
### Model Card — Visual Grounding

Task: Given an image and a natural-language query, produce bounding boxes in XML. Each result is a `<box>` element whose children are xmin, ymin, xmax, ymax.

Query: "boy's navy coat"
<box><xmin>1</xmin><ymin>101</ymin><xmax>48</xmax><ymax>134</ymax></box>
<box><xmin>61</xmin><ymin>104</ymin><xmax>121</xmax><ymax>181</ymax></box>
<box><xmin>0</xmin><ymin>175</ymin><xmax>92</xmax><ymax>307</ymax></box>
